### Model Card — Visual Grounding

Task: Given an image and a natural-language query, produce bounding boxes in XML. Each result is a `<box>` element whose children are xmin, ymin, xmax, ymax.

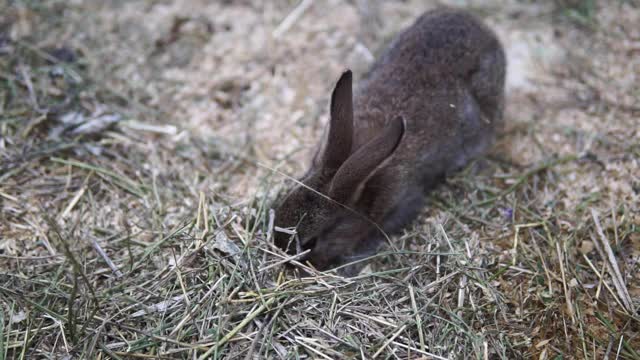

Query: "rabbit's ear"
<box><xmin>321</xmin><ymin>70</ymin><xmax>354</xmax><ymax>172</ymax></box>
<box><xmin>329</xmin><ymin>116</ymin><xmax>405</xmax><ymax>203</ymax></box>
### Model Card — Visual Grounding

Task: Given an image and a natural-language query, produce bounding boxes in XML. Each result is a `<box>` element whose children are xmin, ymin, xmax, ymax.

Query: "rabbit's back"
<box><xmin>362</xmin><ymin>9</ymin><xmax>502</xmax><ymax>87</ymax></box>
<box><xmin>353</xmin><ymin>8</ymin><xmax>505</xmax><ymax>188</ymax></box>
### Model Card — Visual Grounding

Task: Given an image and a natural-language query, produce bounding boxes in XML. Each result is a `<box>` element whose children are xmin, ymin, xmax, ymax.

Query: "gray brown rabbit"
<box><xmin>273</xmin><ymin>8</ymin><xmax>506</xmax><ymax>274</ymax></box>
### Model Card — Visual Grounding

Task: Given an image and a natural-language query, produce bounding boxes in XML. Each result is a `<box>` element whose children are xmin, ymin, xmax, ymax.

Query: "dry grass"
<box><xmin>1</xmin><ymin>0</ymin><xmax>639</xmax><ymax>359</ymax></box>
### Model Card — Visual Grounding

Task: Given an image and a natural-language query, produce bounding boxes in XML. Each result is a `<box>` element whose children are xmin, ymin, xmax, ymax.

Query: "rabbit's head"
<box><xmin>274</xmin><ymin>70</ymin><xmax>405</xmax><ymax>271</ymax></box>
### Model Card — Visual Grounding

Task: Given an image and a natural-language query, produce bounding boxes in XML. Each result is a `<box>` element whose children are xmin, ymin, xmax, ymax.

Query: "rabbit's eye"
<box><xmin>303</xmin><ymin>191</ymin><xmax>316</xmax><ymax>203</ymax></box>
<box><xmin>301</xmin><ymin>236</ymin><xmax>317</xmax><ymax>252</ymax></box>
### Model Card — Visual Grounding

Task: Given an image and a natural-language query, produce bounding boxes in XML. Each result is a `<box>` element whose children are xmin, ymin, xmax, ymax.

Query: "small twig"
<box><xmin>512</xmin><ymin>222</ymin><xmax>543</xmax><ymax>265</ymax></box>
<box><xmin>196</xmin><ymin>191</ymin><xmax>204</xmax><ymax>231</ymax></box>
<box><xmin>197</xmin><ymin>296</ymin><xmax>277</xmax><ymax>360</ymax></box>
<box><xmin>294</xmin><ymin>337</ymin><xmax>334</xmax><ymax>360</ymax></box>
<box><xmin>266</xmin><ymin>208</ymin><xmax>275</xmax><ymax>243</ymax></box>
<box><xmin>582</xmin><ymin>253</ymin><xmax>626</xmax><ymax>310</ymax></box>
<box><xmin>61</xmin><ymin>186</ymin><xmax>87</xmax><ymax>219</ymax></box>
<box><xmin>372</xmin><ymin>324</ymin><xmax>407</xmax><ymax>359</ymax></box>
<box><xmin>90</xmin><ymin>237</ymin><xmax>123</xmax><ymax>278</ymax></box>
<box><xmin>243</xmin><ymin>318</ymin><xmax>268</xmax><ymax>360</ymax></box>
<box><xmin>389</xmin><ymin>341</ymin><xmax>450</xmax><ymax>360</ymax></box>
<box><xmin>0</xmin><ymin>190</ymin><xmax>19</xmax><ymax>202</ymax></box>
<box><xmin>19</xmin><ymin>65</ymin><xmax>42</xmax><ymax>113</ymax></box>
<box><xmin>273</xmin><ymin>0</ymin><xmax>313</xmax><ymax>38</ymax></box>
<box><xmin>590</xmin><ymin>209</ymin><xmax>634</xmax><ymax>313</ymax></box>
<box><xmin>409</xmin><ymin>285</ymin><xmax>425</xmax><ymax>353</ymax></box>
<box><xmin>170</xmin><ymin>275</ymin><xmax>226</xmax><ymax>336</ymax></box>
<box><xmin>120</xmin><ymin>120</ymin><xmax>177</xmax><ymax>135</ymax></box>
<box><xmin>258</xmin><ymin>249</ymin><xmax>310</xmax><ymax>272</ymax></box>
<box><xmin>555</xmin><ymin>240</ymin><xmax>575</xmax><ymax>324</ymax></box>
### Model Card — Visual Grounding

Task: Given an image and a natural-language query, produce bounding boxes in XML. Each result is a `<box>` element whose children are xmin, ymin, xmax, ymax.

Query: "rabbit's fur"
<box><xmin>274</xmin><ymin>8</ymin><xmax>506</xmax><ymax>274</ymax></box>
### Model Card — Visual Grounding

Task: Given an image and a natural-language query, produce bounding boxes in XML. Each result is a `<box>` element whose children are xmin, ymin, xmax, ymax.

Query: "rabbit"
<box><xmin>273</xmin><ymin>8</ymin><xmax>506</xmax><ymax>275</ymax></box>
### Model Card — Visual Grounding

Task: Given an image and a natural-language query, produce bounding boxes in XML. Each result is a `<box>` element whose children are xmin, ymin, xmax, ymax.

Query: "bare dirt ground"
<box><xmin>1</xmin><ymin>0</ymin><xmax>638</xmax><ymax>359</ymax></box>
